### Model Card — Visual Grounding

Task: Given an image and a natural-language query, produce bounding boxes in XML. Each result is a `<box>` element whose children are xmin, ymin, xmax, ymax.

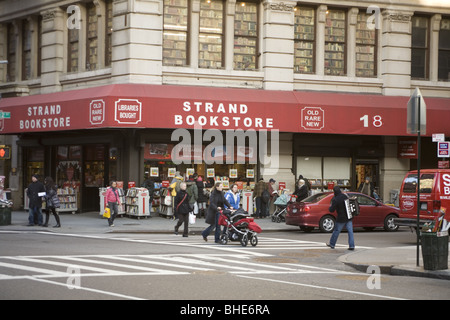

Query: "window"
<box><xmin>163</xmin><ymin>0</ymin><xmax>189</xmax><ymax>66</ymax></box>
<box><xmin>438</xmin><ymin>17</ymin><xmax>450</xmax><ymax>81</ymax></box>
<box><xmin>325</xmin><ymin>9</ymin><xmax>346</xmax><ymax>76</ymax></box>
<box><xmin>22</xmin><ymin>19</ymin><xmax>32</xmax><ymax>80</ymax></box>
<box><xmin>199</xmin><ymin>0</ymin><xmax>224</xmax><ymax>69</ymax></box>
<box><xmin>68</xmin><ymin>23</ymin><xmax>79</xmax><ymax>72</ymax></box>
<box><xmin>86</xmin><ymin>2</ymin><xmax>98</xmax><ymax>70</ymax></box>
<box><xmin>7</xmin><ymin>23</ymin><xmax>16</xmax><ymax>82</ymax></box>
<box><xmin>411</xmin><ymin>16</ymin><xmax>429</xmax><ymax>79</ymax></box>
<box><xmin>234</xmin><ymin>1</ymin><xmax>258</xmax><ymax>70</ymax></box>
<box><xmin>105</xmin><ymin>0</ymin><xmax>113</xmax><ymax>67</ymax></box>
<box><xmin>356</xmin><ymin>11</ymin><xmax>376</xmax><ymax>77</ymax></box>
<box><xmin>402</xmin><ymin>174</ymin><xmax>417</xmax><ymax>193</ymax></box>
<box><xmin>294</xmin><ymin>6</ymin><xmax>315</xmax><ymax>74</ymax></box>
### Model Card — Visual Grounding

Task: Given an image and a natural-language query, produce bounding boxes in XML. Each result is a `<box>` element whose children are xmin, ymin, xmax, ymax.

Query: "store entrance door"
<box><xmin>356</xmin><ymin>159</ymin><xmax>379</xmax><ymax>198</ymax></box>
<box><xmin>82</xmin><ymin>145</ymin><xmax>107</xmax><ymax>212</ymax></box>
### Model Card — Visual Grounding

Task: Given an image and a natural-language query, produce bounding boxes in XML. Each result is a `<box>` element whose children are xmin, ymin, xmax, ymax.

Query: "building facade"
<box><xmin>0</xmin><ymin>0</ymin><xmax>449</xmax><ymax>211</ymax></box>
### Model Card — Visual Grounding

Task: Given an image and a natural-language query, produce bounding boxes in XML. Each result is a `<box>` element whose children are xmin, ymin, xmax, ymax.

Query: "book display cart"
<box><xmin>57</xmin><ymin>187</ymin><xmax>79</xmax><ymax>214</ymax></box>
<box><xmin>126</xmin><ymin>188</ymin><xmax>150</xmax><ymax>219</ymax></box>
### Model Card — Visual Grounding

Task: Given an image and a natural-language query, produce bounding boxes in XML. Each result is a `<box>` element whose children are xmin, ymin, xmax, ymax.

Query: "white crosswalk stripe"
<box><xmin>0</xmin><ymin>251</ymin><xmax>358</xmax><ymax>281</ymax></box>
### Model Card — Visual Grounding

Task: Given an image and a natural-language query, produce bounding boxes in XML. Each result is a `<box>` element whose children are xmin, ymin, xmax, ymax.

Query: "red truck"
<box><xmin>395</xmin><ymin>169</ymin><xmax>450</xmax><ymax>228</ymax></box>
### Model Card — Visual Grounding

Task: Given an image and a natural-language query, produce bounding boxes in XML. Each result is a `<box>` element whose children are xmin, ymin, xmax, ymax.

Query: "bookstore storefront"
<box><xmin>1</xmin><ymin>83</ymin><xmax>450</xmax><ymax>212</ymax></box>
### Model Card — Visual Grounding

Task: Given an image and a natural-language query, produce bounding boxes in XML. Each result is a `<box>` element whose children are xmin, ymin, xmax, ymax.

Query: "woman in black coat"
<box><xmin>202</xmin><ymin>182</ymin><xmax>232</xmax><ymax>243</ymax></box>
<box><xmin>173</xmin><ymin>182</ymin><xmax>191</xmax><ymax>237</ymax></box>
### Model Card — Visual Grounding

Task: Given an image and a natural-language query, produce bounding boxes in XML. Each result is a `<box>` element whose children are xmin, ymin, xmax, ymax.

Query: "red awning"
<box><xmin>0</xmin><ymin>83</ymin><xmax>448</xmax><ymax>136</ymax></box>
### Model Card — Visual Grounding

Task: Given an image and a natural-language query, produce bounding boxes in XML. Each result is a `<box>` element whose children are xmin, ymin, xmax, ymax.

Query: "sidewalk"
<box><xmin>2</xmin><ymin>210</ymin><xmax>450</xmax><ymax>281</ymax></box>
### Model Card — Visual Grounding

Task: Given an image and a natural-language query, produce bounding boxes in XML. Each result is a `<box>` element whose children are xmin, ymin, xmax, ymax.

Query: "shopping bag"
<box><xmin>103</xmin><ymin>207</ymin><xmax>111</xmax><ymax>218</ymax></box>
<box><xmin>189</xmin><ymin>212</ymin><xmax>196</xmax><ymax>225</ymax></box>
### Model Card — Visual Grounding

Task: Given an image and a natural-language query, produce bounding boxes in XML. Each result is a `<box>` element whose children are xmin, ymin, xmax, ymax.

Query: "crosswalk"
<box><xmin>0</xmin><ymin>252</ymin><xmax>356</xmax><ymax>281</ymax></box>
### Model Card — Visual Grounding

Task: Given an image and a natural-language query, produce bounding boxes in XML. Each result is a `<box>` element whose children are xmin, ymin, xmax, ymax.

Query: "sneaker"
<box><xmin>348</xmin><ymin>247</ymin><xmax>355</xmax><ymax>251</ymax></box>
<box><xmin>326</xmin><ymin>243</ymin><xmax>335</xmax><ymax>249</ymax></box>
<box><xmin>109</xmin><ymin>224</ymin><xmax>115</xmax><ymax>227</ymax></box>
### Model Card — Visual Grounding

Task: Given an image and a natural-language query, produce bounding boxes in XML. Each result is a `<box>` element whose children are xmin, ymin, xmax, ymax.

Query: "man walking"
<box><xmin>326</xmin><ymin>186</ymin><xmax>355</xmax><ymax>250</ymax></box>
<box><xmin>27</xmin><ymin>174</ymin><xmax>45</xmax><ymax>226</ymax></box>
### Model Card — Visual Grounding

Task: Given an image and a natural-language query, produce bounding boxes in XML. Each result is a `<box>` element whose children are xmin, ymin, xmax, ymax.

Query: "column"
<box><xmin>315</xmin><ymin>5</ymin><xmax>327</xmax><ymax>76</ymax></box>
<box><xmin>347</xmin><ymin>8</ymin><xmax>359</xmax><ymax>78</ymax></box>
<box><xmin>224</xmin><ymin>0</ymin><xmax>236</xmax><ymax>71</ymax></box>
<box><xmin>261</xmin><ymin>0</ymin><xmax>296</xmax><ymax>91</ymax></box>
<box><xmin>111</xmin><ymin>0</ymin><xmax>163</xmax><ymax>84</ymax></box>
<box><xmin>381</xmin><ymin>9</ymin><xmax>414</xmax><ymax>96</ymax></box>
<box><xmin>430</xmin><ymin>14</ymin><xmax>442</xmax><ymax>82</ymax></box>
<box><xmin>40</xmin><ymin>8</ymin><xmax>65</xmax><ymax>93</ymax></box>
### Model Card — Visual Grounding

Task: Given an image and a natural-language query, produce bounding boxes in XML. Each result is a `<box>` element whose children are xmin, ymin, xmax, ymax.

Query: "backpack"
<box><xmin>261</xmin><ymin>189</ymin><xmax>270</xmax><ymax>204</ymax></box>
<box><xmin>344</xmin><ymin>195</ymin><xmax>360</xmax><ymax>219</ymax></box>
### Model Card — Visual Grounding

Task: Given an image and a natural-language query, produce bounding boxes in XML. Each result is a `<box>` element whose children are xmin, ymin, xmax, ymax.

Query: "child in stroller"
<box><xmin>271</xmin><ymin>193</ymin><xmax>297</xmax><ymax>223</ymax></box>
<box><xmin>218</xmin><ymin>208</ymin><xmax>262</xmax><ymax>247</ymax></box>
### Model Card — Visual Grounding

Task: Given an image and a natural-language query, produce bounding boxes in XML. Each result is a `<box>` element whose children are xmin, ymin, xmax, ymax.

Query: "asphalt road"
<box><xmin>0</xmin><ymin>229</ymin><xmax>448</xmax><ymax>307</ymax></box>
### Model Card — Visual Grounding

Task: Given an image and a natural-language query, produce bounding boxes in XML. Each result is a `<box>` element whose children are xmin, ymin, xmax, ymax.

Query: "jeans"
<box><xmin>108</xmin><ymin>202</ymin><xmax>119</xmax><ymax>226</ymax></box>
<box><xmin>202</xmin><ymin>211</ymin><xmax>221</xmax><ymax>243</ymax></box>
<box><xmin>28</xmin><ymin>206</ymin><xmax>43</xmax><ymax>226</ymax></box>
<box><xmin>329</xmin><ymin>220</ymin><xmax>355</xmax><ymax>249</ymax></box>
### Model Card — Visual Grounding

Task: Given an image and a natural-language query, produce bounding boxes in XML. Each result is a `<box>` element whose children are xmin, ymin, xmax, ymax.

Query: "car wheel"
<box><xmin>384</xmin><ymin>214</ymin><xmax>399</xmax><ymax>232</ymax></box>
<box><xmin>319</xmin><ymin>215</ymin><xmax>335</xmax><ymax>233</ymax></box>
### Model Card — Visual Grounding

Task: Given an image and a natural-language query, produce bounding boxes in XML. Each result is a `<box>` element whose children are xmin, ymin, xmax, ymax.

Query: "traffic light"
<box><xmin>0</xmin><ymin>146</ymin><xmax>11</xmax><ymax>160</ymax></box>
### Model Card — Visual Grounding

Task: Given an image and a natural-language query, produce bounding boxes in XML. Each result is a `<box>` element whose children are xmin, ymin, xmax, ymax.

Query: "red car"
<box><xmin>285</xmin><ymin>192</ymin><xmax>400</xmax><ymax>233</ymax></box>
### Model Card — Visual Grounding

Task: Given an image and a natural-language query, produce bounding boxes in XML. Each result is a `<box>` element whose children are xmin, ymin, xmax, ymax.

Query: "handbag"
<box><xmin>103</xmin><ymin>207</ymin><xmax>111</xmax><ymax>218</ymax></box>
<box><xmin>189</xmin><ymin>212</ymin><xmax>196</xmax><ymax>225</ymax></box>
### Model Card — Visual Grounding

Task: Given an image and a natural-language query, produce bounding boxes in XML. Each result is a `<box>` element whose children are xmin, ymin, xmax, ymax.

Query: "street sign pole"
<box><xmin>416</xmin><ymin>95</ymin><xmax>421</xmax><ymax>268</ymax></box>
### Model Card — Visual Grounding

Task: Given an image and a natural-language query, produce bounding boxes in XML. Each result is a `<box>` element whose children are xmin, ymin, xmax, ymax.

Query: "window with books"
<box><xmin>325</xmin><ymin>9</ymin><xmax>346</xmax><ymax>76</ymax></box>
<box><xmin>163</xmin><ymin>0</ymin><xmax>189</xmax><ymax>66</ymax></box>
<box><xmin>86</xmin><ymin>2</ymin><xmax>98</xmax><ymax>70</ymax></box>
<box><xmin>22</xmin><ymin>19</ymin><xmax>32</xmax><ymax>80</ymax></box>
<box><xmin>294</xmin><ymin>6</ymin><xmax>315</xmax><ymax>74</ymax></box>
<box><xmin>411</xmin><ymin>16</ymin><xmax>429</xmax><ymax>79</ymax></box>
<box><xmin>356</xmin><ymin>12</ymin><xmax>376</xmax><ymax>77</ymax></box>
<box><xmin>68</xmin><ymin>24</ymin><xmax>79</xmax><ymax>72</ymax></box>
<box><xmin>199</xmin><ymin>0</ymin><xmax>224</xmax><ymax>69</ymax></box>
<box><xmin>234</xmin><ymin>1</ymin><xmax>258</xmax><ymax>70</ymax></box>
<box><xmin>438</xmin><ymin>17</ymin><xmax>450</xmax><ymax>81</ymax></box>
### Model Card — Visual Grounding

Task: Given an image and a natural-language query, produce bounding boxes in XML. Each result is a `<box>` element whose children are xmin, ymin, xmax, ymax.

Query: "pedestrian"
<box><xmin>174</xmin><ymin>182</ymin><xmax>191</xmax><ymax>237</ymax></box>
<box><xmin>294</xmin><ymin>179</ymin><xmax>309</xmax><ymax>202</ymax></box>
<box><xmin>27</xmin><ymin>174</ymin><xmax>45</xmax><ymax>226</ymax></box>
<box><xmin>326</xmin><ymin>186</ymin><xmax>355</xmax><ymax>250</ymax></box>
<box><xmin>253</xmin><ymin>178</ymin><xmax>269</xmax><ymax>218</ymax></box>
<box><xmin>267</xmin><ymin>178</ymin><xmax>277</xmax><ymax>215</ymax></box>
<box><xmin>225</xmin><ymin>183</ymin><xmax>240</xmax><ymax>210</ymax></box>
<box><xmin>196</xmin><ymin>176</ymin><xmax>208</xmax><ymax>218</ymax></box>
<box><xmin>106</xmin><ymin>181</ymin><xmax>122</xmax><ymax>227</ymax></box>
<box><xmin>358</xmin><ymin>176</ymin><xmax>374</xmax><ymax>198</ymax></box>
<box><xmin>43</xmin><ymin>177</ymin><xmax>61</xmax><ymax>228</ymax></box>
<box><xmin>202</xmin><ymin>182</ymin><xmax>232</xmax><ymax>243</ymax></box>
<box><xmin>186</xmin><ymin>174</ymin><xmax>198</xmax><ymax>214</ymax></box>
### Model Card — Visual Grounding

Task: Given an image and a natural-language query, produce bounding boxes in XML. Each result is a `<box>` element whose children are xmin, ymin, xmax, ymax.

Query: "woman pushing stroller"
<box><xmin>202</xmin><ymin>182</ymin><xmax>234</xmax><ymax>243</ymax></box>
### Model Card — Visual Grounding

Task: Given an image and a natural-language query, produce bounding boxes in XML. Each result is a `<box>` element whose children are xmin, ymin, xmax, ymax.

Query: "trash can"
<box><xmin>421</xmin><ymin>232</ymin><xmax>449</xmax><ymax>271</ymax></box>
<box><xmin>0</xmin><ymin>206</ymin><xmax>11</xmax><ymax>226</ymax></box>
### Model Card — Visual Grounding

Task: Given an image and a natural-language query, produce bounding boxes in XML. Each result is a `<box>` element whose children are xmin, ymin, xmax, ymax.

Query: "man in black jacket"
<box><xmin>326</xmin><ymin>186</ymin><xmax>355</xmax><ymax>250</ymax></box>
<box><xmin>27</xmin><ymin>175</ymin><xmax>46</xmax><ymax>226</ymax></box>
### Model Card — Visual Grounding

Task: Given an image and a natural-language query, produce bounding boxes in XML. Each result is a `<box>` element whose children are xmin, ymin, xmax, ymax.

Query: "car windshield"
<box><xmin>301</xmin><ymin>193</ymin><xmax>329</xmax><ymax>203</ymax></box>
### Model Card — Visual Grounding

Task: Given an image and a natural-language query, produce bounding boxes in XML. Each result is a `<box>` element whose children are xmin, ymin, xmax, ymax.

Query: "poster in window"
<box><xmin>230</xmin><ymin>169</ymin><xmax>238</xmax><ymax>179</ymax></box>
<box><xmin>168</xmin><ymin>168</ymin><xmax>176</xmax><ymax>178</ymax></box>
<box><xmin>150</xmin><ymin>167</ymin><xmax>159</xmax><ymax>177</ymax></box>
<box><xmin>207</xmin><ymin>168</ymin><xmax>215</xmax><ymax>178</ymax></box>
<box><xmin>246</xmin><ymin>169</ymin><xmax>254</xmax><ymax>178</ymax></box>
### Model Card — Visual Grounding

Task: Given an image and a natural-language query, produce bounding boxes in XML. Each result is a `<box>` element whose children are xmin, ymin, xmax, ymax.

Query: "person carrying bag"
<box><xmin>174</xmin><ymin>182</ymin><xmax>191</xmax><ymax>237</ymax></box>
<box><xmin>105</xmin><ymin>181</ymin><xmax>121</xmax><ymax>227</ymax></box>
